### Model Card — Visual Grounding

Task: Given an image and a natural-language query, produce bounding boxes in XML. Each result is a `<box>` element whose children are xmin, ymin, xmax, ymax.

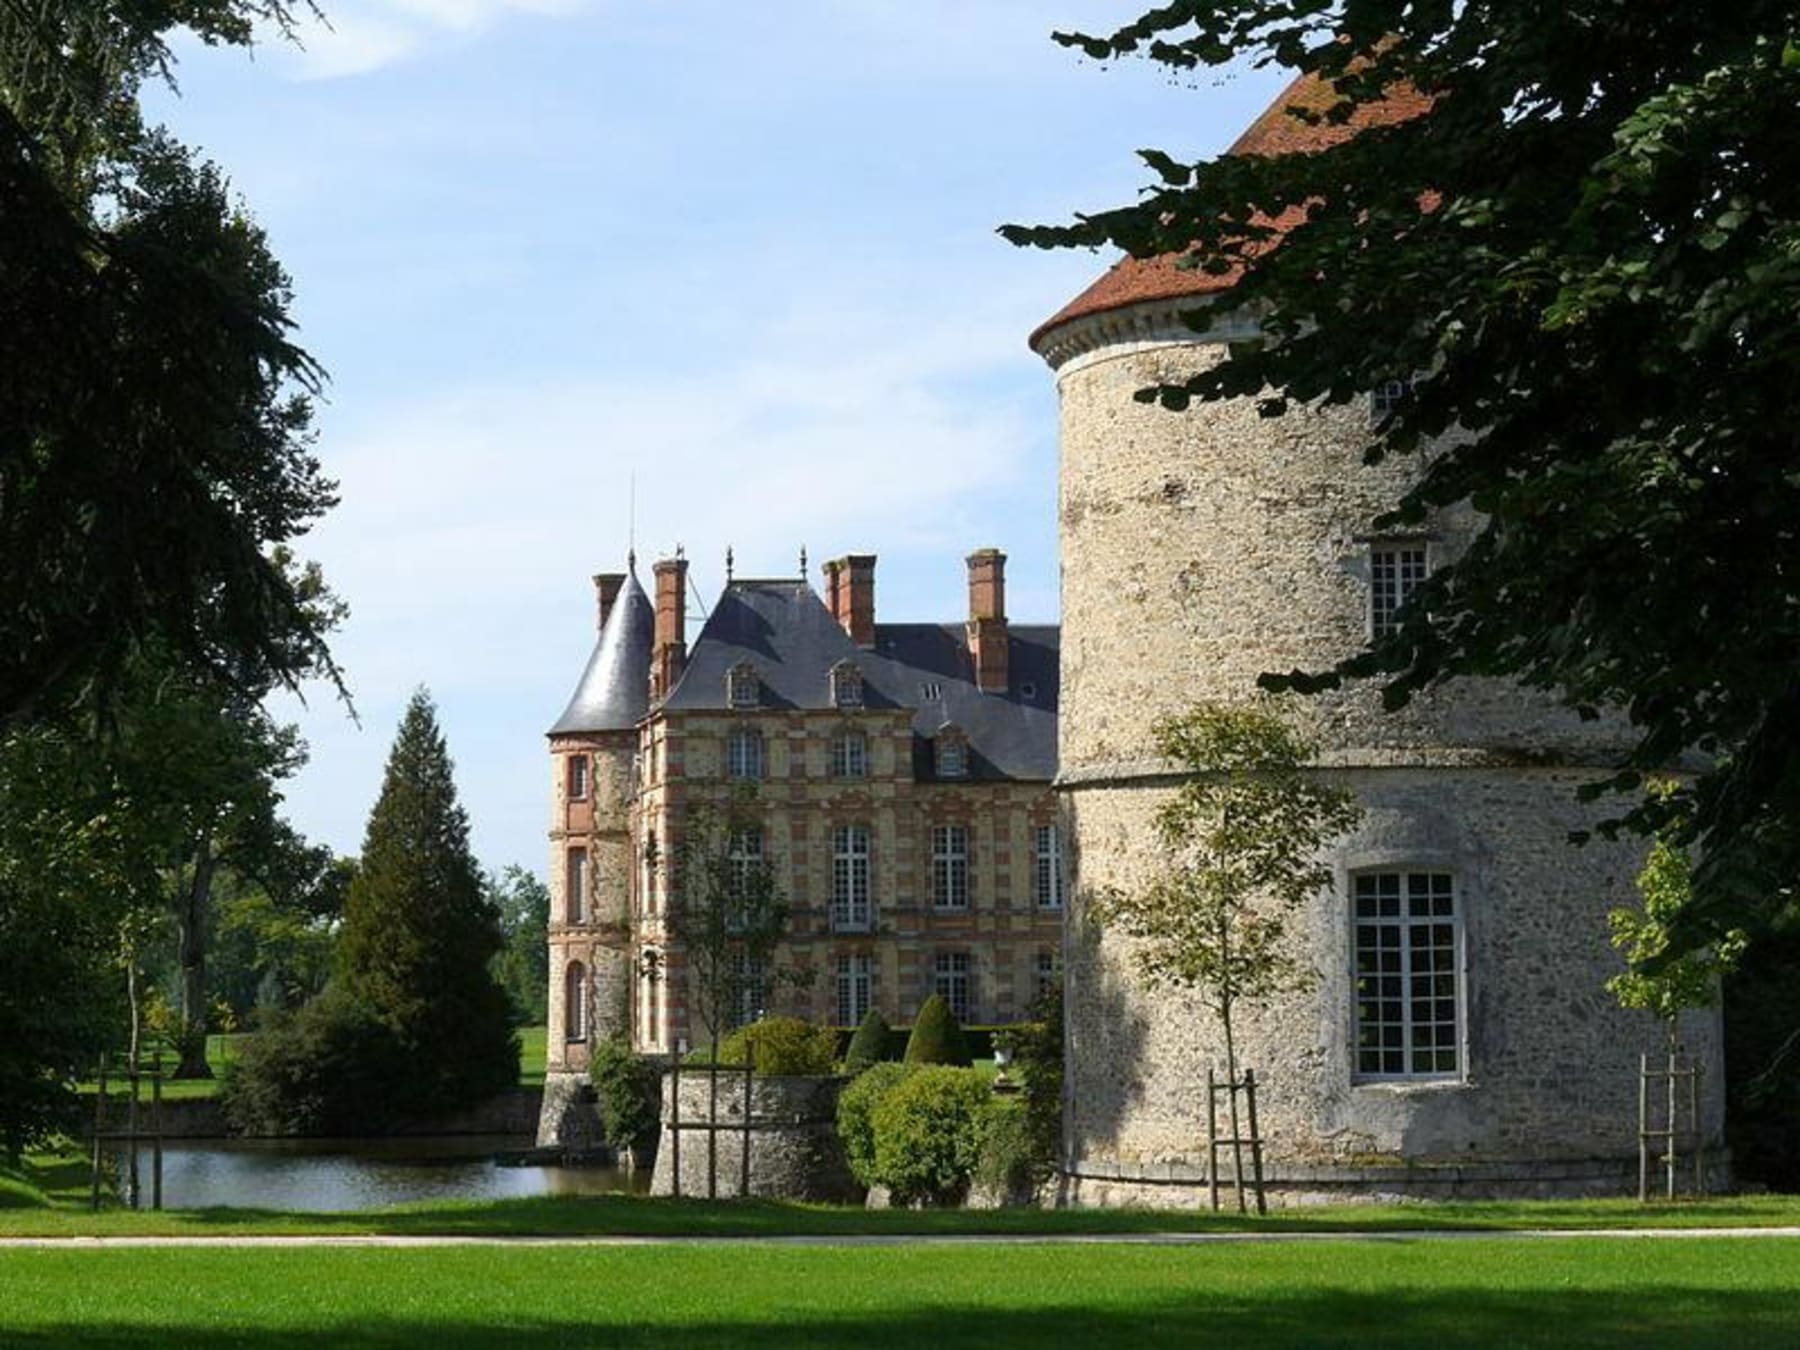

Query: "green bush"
<box><xmin>994</xmin><ymin>983</ymin><xmax>1062</xmax><ymax>1180</ymax></box>
<box><xmin>589</xmin><ymin>1035</ymin><xmax>659</xmax><ymax>1155</ymax></box>
<box><xmin>870</xmin><ymin>1065</ymin><xmax>990</xmax><ymax>1203</ymax></box>
<box><xmin>220</xmin><ymin>991</ymin><xmax>411</xmax><ymax>1136</ymax></box>
<box><xmin>973</xmin><ymin>1095</ymin><xmax>1039</xmax><ymax>1201</ymax></box>
<box><xmin>843</xmin><ymin>1009</ymin><xmax>892</xmax><ymax>1075</ymax></box>
<box><xmin>837</xmin><ymin>1060</ymin><xmax>913</xmax><ymax>1188</ymax></box>
<box><xmin>903</xmin><ymin>995</ymin><xmax>971</xmax><ymax>1067</ymax></box>
<box><xmin>696</xmin><ymin>1017</ymin><xmax>838</xmax><ymax>1076</ymax></box>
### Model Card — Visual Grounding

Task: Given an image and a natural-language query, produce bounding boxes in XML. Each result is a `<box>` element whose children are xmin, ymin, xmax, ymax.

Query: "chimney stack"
<box><xmin>592</xmin><ymin>572</ymin><xmax>626</xmax><ymax>634</ymax></box>
<box><xmin>823</xmin><ymin>554</ymin><xmax>877</xmax><ymax>648</ymax></box>
<box><xmin>651</xmin><ymin>554</ymin><xmax>688</xmax><ymax>700</ymax></box>
<box><xmin>966</xmin><ymin>548</ymin><xmax>1008</xmax><ymax>693</ymax></box>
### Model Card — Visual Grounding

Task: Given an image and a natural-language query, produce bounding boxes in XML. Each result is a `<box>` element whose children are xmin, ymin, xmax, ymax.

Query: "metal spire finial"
<box><xmin>799</xmin><ymin>544</ymin><xmax>808</xmax><ymax>579</ymax></box>
<box><xmin>725</xmin><ymin>545</ymin><xmax>735</xmax><ymax>581</ymax></box>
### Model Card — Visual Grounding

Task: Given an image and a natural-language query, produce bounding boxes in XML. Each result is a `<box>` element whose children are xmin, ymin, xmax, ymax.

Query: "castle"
<box><xmin>538</xmin><ymin>550</ymin><xmax>1062</xmax><ymax>1148</ymax></box>
<box><xmin>538</xmin><ymin>70</ymin><xmax>1725</xmax><ymax>1198</ymax></box>
<box><xmin>1031</xmin><ymin>70</ymin><xmax>1723</xmax><ymax>1202</ymax></box>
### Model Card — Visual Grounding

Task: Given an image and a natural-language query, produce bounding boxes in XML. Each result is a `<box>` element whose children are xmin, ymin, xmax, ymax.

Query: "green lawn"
<box><xmin>77</xmin><ymin>1025</ymin><xmax>549</xmax><ymax>1101</ymax></box>
<box><xmin>3</xmin><ymin>1238</ymin><xmax>1798</xmax><ymax>1348</ymax></box>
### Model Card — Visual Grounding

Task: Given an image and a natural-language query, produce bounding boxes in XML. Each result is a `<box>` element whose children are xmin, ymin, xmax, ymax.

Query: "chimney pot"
<box><xmin>651</xmin><ymin>555</ymin><xmax>689</xmax><ymax>700</ymax></box>
<box><xmin>825</xmin><ymin>554</ymin><xmax>877</xmax><ymax>648</ymax></box>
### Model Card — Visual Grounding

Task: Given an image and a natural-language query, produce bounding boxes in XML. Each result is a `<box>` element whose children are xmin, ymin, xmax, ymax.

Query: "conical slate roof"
<box><xmin>548</xmin><ymin>569</ymin><xmax>654</xmax><ymax>735</ymax></box>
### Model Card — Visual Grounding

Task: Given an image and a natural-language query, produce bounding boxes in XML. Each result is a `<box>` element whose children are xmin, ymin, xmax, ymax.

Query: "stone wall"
<box><xmin>649</xmin><ymin>1071</ymin><xmax>857</xmax><ymax>1201</ymax></box>
<box><xmin>1046</xmin><ymin>303</ymin><xmax>1724</xmax><ymax>1199</ymax></box>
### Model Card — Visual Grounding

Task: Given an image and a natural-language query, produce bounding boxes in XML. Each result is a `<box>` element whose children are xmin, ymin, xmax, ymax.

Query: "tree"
<box><xmin>489</xmin><ymin>865</ymin><xmax>550</xmax><ymax>1025</ymax></box>
<box><xmin>330</xmin><ymin>690</ymin><xmax>518</xmax><ymax>1114</ymax></box>
<box><xmin>1004</xmin><ymin>4</ymin><xmax>1800</xmax><ymax>955</ymax></box>
<box><xmin>1</xmin><ymin>1</ymin><xmax>340</xmax><ymax>727</ymax></box>
<box><xmin>662</xmin><ymin>786</ymin><xmax>803</xmax><ymax>1055</ymax></box>
<box><xmin>1609</xmin><ymin>786</ymin><xmax>1747</xmax><ymax>1051</ymax></box>
<box><xmin>1092</xmin><ymin>703</ymin><xmax>1361</xmax><ymax>1093</ymax></box>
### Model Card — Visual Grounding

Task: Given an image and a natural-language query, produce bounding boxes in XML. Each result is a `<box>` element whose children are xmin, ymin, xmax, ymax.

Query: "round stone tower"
<box><xmin>537</xmin><ymin>563</ymin><xmax>654</xmax><ymax>1152</ymax></box>
<box><xmin>1033</xmin><ymin>74</ymin><xmax>1724</xmax><ymax>1203</ymax></box>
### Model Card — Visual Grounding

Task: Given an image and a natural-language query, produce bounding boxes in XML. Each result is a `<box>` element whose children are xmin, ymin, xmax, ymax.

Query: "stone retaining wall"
<box><xmin>85</xmin><ymin>1088</ymin><xmax>544</xmax><ymax>1141</ymax></box>
<box><xmin>649</xmin><ymin>1072</ymin><xmax>856</xmax><ymax>1202</ymax></box>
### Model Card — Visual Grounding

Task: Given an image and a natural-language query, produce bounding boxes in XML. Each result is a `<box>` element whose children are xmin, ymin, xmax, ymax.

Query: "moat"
<box><xmin>107</xmin><ymin>1135</ymin><xmax>645</xmax><ymax>1211</ymax></box>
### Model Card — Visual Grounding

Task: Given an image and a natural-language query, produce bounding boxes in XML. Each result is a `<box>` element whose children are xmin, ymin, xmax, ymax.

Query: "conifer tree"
<box><xmin>336</xmin><ymin>689</ymin><xmax>517</xmax><ymax>1114</ymax></box>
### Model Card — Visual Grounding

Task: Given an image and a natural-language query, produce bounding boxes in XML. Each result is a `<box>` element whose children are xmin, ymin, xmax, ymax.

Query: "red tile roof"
<box><xmin>1031</xmin><ymin>68</ymin><xmax>1431</xmax><ymax>349</ymax></box>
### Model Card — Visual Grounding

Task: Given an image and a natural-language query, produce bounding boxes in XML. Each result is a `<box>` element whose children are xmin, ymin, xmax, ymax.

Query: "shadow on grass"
<box><xmin>5</xmin><ymin>1286</ymin><xmax>1796</xmax><ymax>1349</ymax></box>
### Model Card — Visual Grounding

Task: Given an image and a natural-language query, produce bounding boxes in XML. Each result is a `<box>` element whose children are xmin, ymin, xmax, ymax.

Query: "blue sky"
<box><xmin>145</xmin><ymin>2</ymin><xmax>1288</xmax><ymax>879</ymax></box>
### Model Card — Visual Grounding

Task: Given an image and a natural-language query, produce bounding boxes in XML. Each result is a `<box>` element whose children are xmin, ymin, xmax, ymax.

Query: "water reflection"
<box><xmin>108</xmin><ymin>1135</ymin><xmax>645</xmax><ymax>1212</ymax></box>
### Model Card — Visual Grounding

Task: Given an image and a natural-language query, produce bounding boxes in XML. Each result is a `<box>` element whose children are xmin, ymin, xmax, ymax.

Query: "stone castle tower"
<box><xmin>1032</xmin><ymin>73</ymin><xmax>1724</xmax><ymax>1202</ymax></box>
<box><xmin>538</xmin><ymin>565</ymin><xmax>653</xmax><ymax>1151</ymax></box>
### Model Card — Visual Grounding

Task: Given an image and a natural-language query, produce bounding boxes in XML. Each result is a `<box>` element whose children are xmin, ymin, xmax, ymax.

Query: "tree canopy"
<box><xmin>1005</xmin><ymin>3</ymin><xmax>1800</xmax><ymax>954</ymax></box>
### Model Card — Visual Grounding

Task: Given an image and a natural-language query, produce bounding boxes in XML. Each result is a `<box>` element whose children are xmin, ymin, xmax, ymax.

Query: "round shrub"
<box><xmin>704</xmin><ymin>1017</ymin><xmax>838</xmax><ymax>1076</ymax></box>
<box><xmin>836</xmin><ymin>1061</ymin><xmax>913</xmax><ymax>1187</ymax></box>
<box><xmin>902</xmin><ymin>994</ymin><xmax>971</xmax><ymax>1067</ymax></box>
<box><xmin>870</xmin><ymin>1065</ymin><xmax>990</xmax><ymax>1204</ymax></box>
<box><xmin>843</xmin><ymin>1008</ymin><xmax>892</xmax><ymax>1076</ymax></box>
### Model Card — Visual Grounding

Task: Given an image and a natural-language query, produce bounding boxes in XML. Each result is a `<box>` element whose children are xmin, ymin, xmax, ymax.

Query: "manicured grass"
<box><xmin>76</xmin><ymin>1026</ymin><xmax>550</xmax><ymax>1101</ymax></box>
<box><xmin>3</xmin><ymin>1238</ymin><xmax>1799</xmax><ymax>1347</ymax></box>
<box><xmin>516</xmin><ymin>1023</ymin><xmax>546</xmax><ymax>1087</ymax></box>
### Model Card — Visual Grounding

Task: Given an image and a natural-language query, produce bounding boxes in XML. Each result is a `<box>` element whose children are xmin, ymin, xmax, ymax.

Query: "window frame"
<box><xmin>1034</xmin><ymin>823</ymin><xmax>1065</xmax><ymax>910</ymax></box>
<box><xmin>564</xmin><ymin>961</ymin><xmax>589</xmax><ymax>1043</ymax></box>
<box><xmin>931</xmin><ymin>824</ymin><xmax>970</xmax><ymax>911</ymax></box>
<box><xmin>832</xmin><ymin>728</ymin><xmax>869</xmax><ymax>780</ymax></box>
<box><xmin>933</xmin><ymin>950</ymin><xmax>973</xmax><ymax>1023</ymax></box>
<box><xmin>836</xmin><ymin>952</ymin><xmax>874</xmax><ymax>1026</ymax></box>
<box><xmin>727</xmin><ymin>661</ymin><xmax>760</xmax><ymax>710</ymax></box>
<box><xmin>935</xmin><ymin>730</ymin><xmax>968</xmax><ymax>779</ymax></box>
<box><xmin>832</xmin><ymin>823</ymin><xmax>873</xmax><ymax>932</ymax></box>
<box><xmin>567</xmin><ymin>753</ymin><xmax>589</xmax><ymax>801</ymax></box>
<box><xmin>726</xmin><ymin>725</ymin><xmax>765</xmax><ymax>781</ymax></box>
<box><xmin>565</xmin><ymin>847</ymin><xmax>589</xmax><ymax>924</ymax></box>
<box><xmin>1368</xmin><ymin>541</ymin><xmax>1429</xmax><ymax>640</ymax></box>
<box><xmin>831</xmin><ymin>661</ymin><xmax>864</xmax><ymax>710</ymax></box>
<box><xmin>1351</xmin><ymin>869</ymin><xmax>1464</xmax><ymax>1083</ymax></box>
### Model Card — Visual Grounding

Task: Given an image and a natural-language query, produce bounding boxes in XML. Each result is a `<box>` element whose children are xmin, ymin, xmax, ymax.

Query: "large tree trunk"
<box><xmin>173</xmin><ymin>831</ymin><xmax>216</xmax><ymax>1079</ymax></box>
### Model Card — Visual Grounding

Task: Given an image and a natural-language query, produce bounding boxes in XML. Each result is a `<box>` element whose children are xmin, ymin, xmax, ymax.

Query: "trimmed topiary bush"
<box><xmin>702</xmin><ymin>1017</ymin><xmax>838</xmax><ymax>1076</ymax></box>
<box><xmin>902</xmin><ymin>995</ymin><xmax>971</xmax><ymax>1067</ymax></box>
<box><xmin>589</xmin><ymin>1034</ymin><xmax>659</xmax><ymax>1157</ymax></box>
<box><xmin>870</xmin><ymin>1065</ymin><xmax>990</xmax><ymax>1204</ymax></box>
<box><xmin>843</xmin><ymin>1008</ymin><xmax>892</xmax><ymax>1075</ymax></box>
<box><xmin>836</xmin><ymin>1061</ymin><xmax>913</xmax><ymax>1188</ymax></box>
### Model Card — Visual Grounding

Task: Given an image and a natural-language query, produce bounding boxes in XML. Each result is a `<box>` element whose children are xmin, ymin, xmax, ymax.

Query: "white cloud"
<box><xmin>283</xmin><ymin>0</ymin><xmax>586</xmax><ymax>79</ymax></box>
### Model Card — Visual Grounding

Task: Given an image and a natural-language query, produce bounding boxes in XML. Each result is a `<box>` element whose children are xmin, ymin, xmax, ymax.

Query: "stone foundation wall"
<box><xmin>535</xmin><ymin>1070</ymin><xmax>608</xmax><ymax>1154</ymax></box>
<box><xmin>649</xmin><ymin>1072</ymin><xmax>856</xmax><ymax>1202</ymax></box>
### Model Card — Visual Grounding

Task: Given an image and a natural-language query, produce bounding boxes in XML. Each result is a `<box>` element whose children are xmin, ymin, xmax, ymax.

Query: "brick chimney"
<box><xmin>651</xmin><ymin>554</ymin><xmax>688</xmax><ymax>700</ymax></box>
<box><xmin>823</xmin><ymin>554</ymin><xmax>877</xmax><ymax>648</ymax></box>
<box><xmin>592</xmin><ymin>572</ymin><xmax>625</xmax><ymax>633</ymax></box>
<box><xmin>966</xmin><ymin>548</ymin><xmax>1008</xmax><ymax>693</ymax></box>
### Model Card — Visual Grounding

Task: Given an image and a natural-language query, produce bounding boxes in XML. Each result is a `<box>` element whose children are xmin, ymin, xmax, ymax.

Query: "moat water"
<box><xmin>107</xmin><ymin>1135</ymin><xmax>647</xmax><ymax>1211</ymax></box>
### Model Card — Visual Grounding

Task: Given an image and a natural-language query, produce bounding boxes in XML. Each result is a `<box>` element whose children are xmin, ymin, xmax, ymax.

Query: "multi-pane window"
<box><xmin>836</xmin><ymin>953</ymin><xmax>873</xmax><ymax>1026</ymax></box>
<box><xmin>831</xmin><ymin>661</ymin><xmax>864</xmax><ymax>709</ymax></box>
<box><xmin>727</xmin><ymin>827</ymin><xmax>763</xmax><ymax>928</ymax></box>
<box><xmin>640</xmin><ymin>833</ymin><xmax>658</xmax><ymax>916</ymax></box>
<box><xmin>933</xmin><ymin>951</ymin><xmax>973</xmax><ymax>1022</ymax></box>
<box><xmin>936</xmin><ymin>734</ymin><xmax>967</xmax><ymax>779</ymax></box>
<box><xmin>727</xmin><ymin>662</ymin><xmax>760</xmax><ymax>709</ymax></box>
<box><xmin>832</xmin><ymin>730</ymin><xmax>868</xmax><ymax>780</ymax></box>
<box><xmin>727</xmin><ymin>727</ymin><xmax>765</xmax><ymax>781</ymax></box>
<box><xmin>1354</xmin><ymin>871</ymin><xmax>1461</xmax><ymax>1079</ymax></box>
<box><xmin>567</xmin><ymin>753</ymin><xmax>588</xmax><ymax>800</ymax></box>
<box><xmin>565</xmin><ymin>962</ymin><xmax>588</xmax><ymax>1043</ymax></box>
<box><xmin>832</xmin><ymin>825</ymin><xmax>872</xmax><ymax>931</ymax></box>
<box><xmin>566</xmin><ymin>848</ymin><xmax>588</xmax><ymax>923</ymax></box>
<box><xmin>1370</xmin><ymin>376</ymin><xmax>1413</xmax><ymax>422</ymax></box>
<box><xmin>1034</xmin><ymin>824</ymin><xmax>1065</xmax><ymax>910</ymax></box>
<box><xmin>932</xmin><ymin>825</ymin><xmax>970</xmax><ymax>910</ymax></box>
<box><xmin>1036</xmin><ymin>948</ymin><xmax>1058</xmax><ymax>1000</ymax></box>
<box><xmin>637</xmin><ymin>953</ymin><xmax>659</xmax><ymax>1049</ymax></box>
<box><xmin>1369</xmin><ymin>545</ymin><xmax>1428</xmax><ymax>638</ymax></box>
<box><xmin>734</xmin><ymin>951</ymin><xmax>767</xmax><ymax>1028</ymax></box>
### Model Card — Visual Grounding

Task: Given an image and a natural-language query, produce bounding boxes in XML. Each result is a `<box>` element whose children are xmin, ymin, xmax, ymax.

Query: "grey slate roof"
<box><xmin>548</xmin><ymin>570</ymin><xmax>654</xmax><ymax>735</ymax></box>
<box><xmin>663</xmin><ymin>580</ymin><xmax>1058</xmax><ymax>781</ymax></box>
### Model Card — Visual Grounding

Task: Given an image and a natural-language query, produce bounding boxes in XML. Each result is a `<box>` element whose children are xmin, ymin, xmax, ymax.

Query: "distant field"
<box><xmin>77</xmin><ymin>1026</ymin><xmax>549</xmax><ymax>1102</ymax></box>
<box><xmin>3</xmin><ymin>1238</ymin><xmax>1798</xmax><ymax>1348</ymax></box>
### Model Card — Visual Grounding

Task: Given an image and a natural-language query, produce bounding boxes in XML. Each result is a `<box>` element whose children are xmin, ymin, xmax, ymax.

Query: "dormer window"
<box><xmin>831</xmin><ymin>661</ymin><xmax>864</xmax><ymax>710</ymax></box>
<box><xmin>727</xmin><ymin>661</ymin><xmax>760</xmax><ymax>710</ymax></box>
<box><xmin>935</xmin><ymin>728</ymin><xmax>968</xmax><ymax>779</ymax></box>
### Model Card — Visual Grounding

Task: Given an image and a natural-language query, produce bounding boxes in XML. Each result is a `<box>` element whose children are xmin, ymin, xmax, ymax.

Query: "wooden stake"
<box><xmin>1666</xmin><ymin>1049</ymin><xmax>1677</xmax><ymax>1201</ymax></box>
<box><xmin>670</xmin><ymin>1055</ymin><xmax>682</xmax><ymax>1199</ymax></box>
<box><xmin>1205</xmin><ymin>1068</ymin><xmax>1219</xmax><ymax>1213</ymax></box>
<box><xmin>1638</xmin><ymin>1052</ymin><xmax>1649</xmax><ymax>1204</ymax></box>
<box><xmin>89</xmin><ymin>1052</ymin><xmax>108</xmax><ymax>1212</ymax></box>
<box><xmin>1244</xmin><ymin>1068</ymin><xmax>1267</xmax><ymax>1216</ymax></box>
<box><xmin>151</xmin><ymin>1048</ymin><xmax>164</xmax><ymax>1212</ymax></box>
<box><xmin>740</xmin><ymin>1041</ymin><xmax>753</xmax><ymax>1200</ymax></box>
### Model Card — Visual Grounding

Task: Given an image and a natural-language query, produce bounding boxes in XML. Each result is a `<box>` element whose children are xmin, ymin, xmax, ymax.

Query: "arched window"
<box><xmin>830</xmin><ymin>660</ymin><xmax>864</xmax><ymax>710</ymax></box>
<box><xmin>727</xmin><ymin>661</ymin><xmax>761</xmax><ymax>710</ymax></box>
<box><xmin>565</xmin><ymin>962</ymin><xmax>589</xmax><ymax>1043</ymax></box>
<box><xmin>565</xmin><ymin>848</ymin><xmax>589</xmax><ymax>923</ymax></box>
